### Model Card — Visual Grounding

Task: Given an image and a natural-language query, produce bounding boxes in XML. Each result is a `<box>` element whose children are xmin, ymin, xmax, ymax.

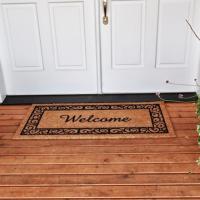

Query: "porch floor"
<box><xmin>0</xmin><ymin>102</ymin><xmax>200</xmax><ymax>199</ymax></box>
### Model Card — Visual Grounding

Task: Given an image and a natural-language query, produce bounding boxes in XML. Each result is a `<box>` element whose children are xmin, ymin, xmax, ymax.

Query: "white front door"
<box><xmin>0</xmin><ymin>0</ymin><xmax>199</xmax><ymax>95</ymax></box>
<box><xmin>0</xmin><ymin>0</ymin><xmax>98</xmax><ymax>95</ymax></box>
<box><xmin>100</xmin><ymin>0</ymin><xmax>197</xmax><ymax>93</ymax></box>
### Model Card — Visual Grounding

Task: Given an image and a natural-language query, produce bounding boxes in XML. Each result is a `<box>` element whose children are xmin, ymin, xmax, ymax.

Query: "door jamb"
<box><xmin>95</xmin><ymin>0</ymin><xmax>103</xmax><ymax>94</ymax></box>
<box><xmin>0</xmin><ymin>4</ymin><xmax>6</xmax><ymax>103</ymax></box>
<box><xmin>0</xmin><ymin>61</ymin><xmax>6</xmax><ymax>103</ymax></box>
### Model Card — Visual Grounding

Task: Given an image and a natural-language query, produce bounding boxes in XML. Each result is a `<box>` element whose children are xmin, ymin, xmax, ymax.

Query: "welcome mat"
<box><xmin>14</xmin><ymin>102</ymin><xmax>175</xmax><ymax>139</ymax></box>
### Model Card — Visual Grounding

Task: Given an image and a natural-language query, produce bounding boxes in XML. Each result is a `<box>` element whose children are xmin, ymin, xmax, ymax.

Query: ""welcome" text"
<box><xmin>60</xmin><ymin>115</ymin><xmax>131</xmax><ymax>123</ymax></box>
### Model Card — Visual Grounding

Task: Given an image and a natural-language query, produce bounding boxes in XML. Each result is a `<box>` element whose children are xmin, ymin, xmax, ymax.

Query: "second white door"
<box><xmin>100</xmin><ymin>0</ymin><xmax>197</xmax><ymax>93</ymax></box>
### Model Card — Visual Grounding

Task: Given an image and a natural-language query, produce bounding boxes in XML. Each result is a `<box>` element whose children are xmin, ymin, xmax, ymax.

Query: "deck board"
<box><xmin>0</xmin><ymin>102</ymin><xmax>199</xmax><ymax>199</ymax></box>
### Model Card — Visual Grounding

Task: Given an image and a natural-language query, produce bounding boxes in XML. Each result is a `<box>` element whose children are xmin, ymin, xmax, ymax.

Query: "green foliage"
<box><xmin>196</xmin><ymin>95</ymin><xmax>200</xmax><ymax>148</ymax></box>
<box><xmin>196</xmin><ymin>95</ymin><xmax>200</xmax><ymax>166</ymax></box>
<box><xmin>197</xmin><ymin>96</ymin><xmax>200</xmax><ymax>117</ymax></box>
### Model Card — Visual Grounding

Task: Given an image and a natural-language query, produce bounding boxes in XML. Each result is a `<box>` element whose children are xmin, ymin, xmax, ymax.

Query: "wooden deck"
<box><xmin>0</xmin><ymin>102</ymin><xmax>199</xmax><ymax>199</ymax></box>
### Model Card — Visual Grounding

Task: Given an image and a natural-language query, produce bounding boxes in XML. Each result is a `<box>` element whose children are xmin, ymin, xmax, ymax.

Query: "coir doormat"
<box><xmin>14</xmin><ymin>102</ymin><xmax>175</xmax><ymax>139</ymax></box>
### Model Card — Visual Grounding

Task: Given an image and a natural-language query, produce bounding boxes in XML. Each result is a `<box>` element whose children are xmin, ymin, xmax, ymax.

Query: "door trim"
<box><xmin>0</xmin><ymin>11</ymin><xmax>6</xmax><ymax>103</ymax></box>
<box><xmin>95</xmin><ymin>0</ymin><xmax>102</xmax><ymax>94</ymax></box>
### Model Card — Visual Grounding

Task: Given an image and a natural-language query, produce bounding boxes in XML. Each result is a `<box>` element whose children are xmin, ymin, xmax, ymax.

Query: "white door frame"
<box><xmin>0</xmin><ymin>87</ymin><xmax>6</xmax><ymax>104</ymax></box>
<box><xmin>0</xmin><ymin>61</ymin><xmax>6</xmax><ymax>103</ymax></box>
<box><xmin>0</xmin><ymin>6</ymin><xmax>7</xmax><ymax>103</ymax></box>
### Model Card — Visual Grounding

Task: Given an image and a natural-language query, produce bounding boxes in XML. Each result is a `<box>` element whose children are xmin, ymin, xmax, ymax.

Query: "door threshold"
<box><xmin>2</xmin><ymin>93</ymin><xmax>197</xmax><ymax>105</ymax></box>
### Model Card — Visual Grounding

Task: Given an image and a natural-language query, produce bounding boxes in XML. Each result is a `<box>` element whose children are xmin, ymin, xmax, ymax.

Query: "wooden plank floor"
<box><xmin>0</xmin><ymin>102</ymin><xmax>199</xmax><ymax>199</ymax></box>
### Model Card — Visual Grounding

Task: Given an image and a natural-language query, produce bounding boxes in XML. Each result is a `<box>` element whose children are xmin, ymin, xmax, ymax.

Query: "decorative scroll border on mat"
<box><xmin>20</xmin><ymin>103</ymin><xmax>169</xmax><ymax>136</ymax></box>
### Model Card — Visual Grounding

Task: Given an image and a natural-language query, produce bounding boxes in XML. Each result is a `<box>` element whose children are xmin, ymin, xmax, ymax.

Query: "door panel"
<box><xmin>49</xmin><ymin>2</ymin><xmax>86</xmax><ymax>70</ymax></box>
<box><xmin>101</xmin><ymin>0</ymin><xmax>197</xmax><ymax>93</ymax></box>
<box><xmin>0</xmin><ymin>0</ymin><xmax>98</xmax><ymax>95</ymax></box>
<box><xmin>112</xmin><ymin>1</ymin><xmax>145</xmax><ymax>68</ymax></box>
<box><xmin>156</xmin><ymin>0</ymin><xmax>192</xmax><ymax>68</ymax></box>
<box><xmin>2</xmin><ymin>4</ymin><xmax>43</xmax><ymax>71</ymax></box>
